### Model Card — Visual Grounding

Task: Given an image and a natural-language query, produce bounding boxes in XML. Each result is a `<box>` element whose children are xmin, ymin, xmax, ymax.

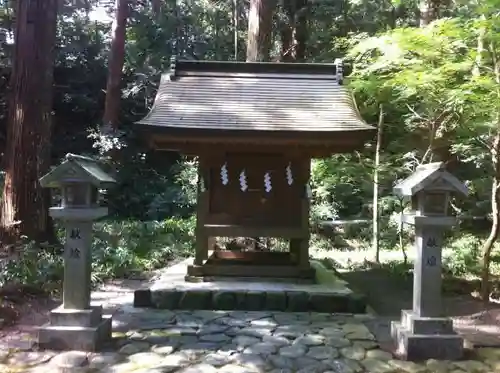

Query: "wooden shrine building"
<box><xmin>137</xmin><ymin>58</ymin><xmax>374</xmax><ymax>281</ymax></box>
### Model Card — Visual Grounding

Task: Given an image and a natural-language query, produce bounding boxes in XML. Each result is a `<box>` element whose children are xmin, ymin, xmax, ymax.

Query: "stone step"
<box><xmin>38</xmin><ymin>315</ymin><xmax>112</xmax><ymax>352</ymax></box>
<box><xmin>133</xmin><ymin>288</ymin><xmax>366</xmax><ymax>313</ymax></box>
<box><xmin>391</xmin><ymin>321</ymin><xmax>464</xmax><ymax>361</ymax></box>
<box><xmin>202</xmin><ymin>276</ymin><xmax>315</xmax><ymax>284</ymax></box>
<box><xmin>401</xmin><ymin>309</ymin><xmax>454</xmax><ymax>335</ymax></box>
<box><xmin>49</xmin><ymin>306</ymin><xmax>103</xmax><ymax>327</ymax></box>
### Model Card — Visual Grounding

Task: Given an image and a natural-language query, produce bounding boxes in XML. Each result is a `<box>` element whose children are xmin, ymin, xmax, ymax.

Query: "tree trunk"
<box><xmin>293</xmin><ymin>0</ymin><xmax>307</xmax><ymax>62</ymax></box>
<box><xmin>102</xmin><ymin>0</ymin><xmax>128</xmax><ymax>130</ymax></box>
<box><xmin>280</xmin><ymin>2</ymin><xmax>293</xmax><ymax>63</ymax></box>
<box><xmin>0</xmin><ymin>0</ymin><xmax>58</xmax><ymax>244</ymax></box>
<box><xmin>281</xmin><ymin>0</ymin><xmax>308</xmax><ymax>62</ymax></box>
<box><xmin>246</xmin><ymin>0</ymin><xmax>276</xmax><ymax>62</ymax></box>
<box><xmin>419</xmin><ymin>0</ymin><xmax>435</xmax><ymax>26</ymax></box>
<box><xmin>480</xmin><ymin>42</ymin><xmax>500</xmax><ymax>302</ymax></box>
<box><xmin>150</xmin><ymin>0</ymin><xmax>161</xmax><ymax>17</ymax></box>
<box><xmin>472</xmin><ymin>14</ymin><xmax>486</xmax><ymax>78</ymax></box>
<box><xmin>398</xmin><ymin>198</ymin><xmax>408</xmax><ymax>265</ymax></box>
<box><xmin>233</xmin><ymin>0</ymin><xmax>239</xmax><ymax>60</ymax></box>
<box><xmin>418</xmin><ymin>0</ymin><xmax>448</xmax><ymax>27</ymax></box>
<box><xmin>372</xmin><ymin>105</ymin><xmax>384</xmax><ymax>263</ymax></box>
<box><xmin>480</xmin><ymin>129</ymin><xmax>500</xmax><ymax>302</ymax></box>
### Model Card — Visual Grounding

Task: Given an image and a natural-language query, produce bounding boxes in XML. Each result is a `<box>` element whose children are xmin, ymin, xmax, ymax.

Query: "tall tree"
<box><xmin>151</xmin><ymin>0</ymin><xmax>162</xmax><ymax>16</ymax></box>
<box><xmin>102</xmin><ymin>0</ymin><xmax>161</xmax><ymax>132</ymax></box>
<box><xmin>246</xmin><ymin>0</ymin><xmax>276</xmax><ymax>62</ymax></box>
<box><xmin>0</xmin><ymin>0</ymin><xmax>58</xmax><ymax>243</ymax></box>
<box><xmin>102</xmin><ymin>0</ymin><xmax>129</xmax><ymax>131</ymax></box>
<box><xmin>473</xmin><ymin>10</ymin><xmax>500</xmax><ymax>302</ymax></box>
<box><xmin>281</xmin><ymin>0</ymin><xmax>308</xmax><ymax>62</ymax></box>
<box><xmin>372</xmin><ymin>105</ymin><xmax>384</xmax><ymax>263</ymax></box>
<box><xmin>419</xmin><ymin>0</ymin><xmax>448</xmax><ymax>27</ymax></box>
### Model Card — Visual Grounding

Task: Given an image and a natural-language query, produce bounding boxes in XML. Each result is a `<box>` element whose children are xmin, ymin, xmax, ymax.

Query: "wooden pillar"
<box><xmin>290</xmin><ymin>158</ymin><xmax>310</xmax><ymax>269</ymax></box>
<box><xmin>194</xmin><ymin>159</ymin><xmax>209</xmax><ymax>265</ymax></box>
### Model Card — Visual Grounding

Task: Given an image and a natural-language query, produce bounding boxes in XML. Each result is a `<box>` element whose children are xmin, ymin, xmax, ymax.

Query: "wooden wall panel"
<box><xmin>203</xmin><ymin>153</ymin><xmax>308</xmax><ymax>227</ymax></box>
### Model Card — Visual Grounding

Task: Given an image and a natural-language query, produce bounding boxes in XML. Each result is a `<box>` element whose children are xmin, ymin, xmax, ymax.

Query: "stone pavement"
<box><xmin>2</xmin><ymin>308</ymin><xmax>500</xmax><ymax>373</ymax></box>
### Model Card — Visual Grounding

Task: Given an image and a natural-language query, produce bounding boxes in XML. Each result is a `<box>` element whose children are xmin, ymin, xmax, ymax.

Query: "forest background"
<box><xmin>0</xmin><ymin>0</ymin><xmax>499</xmax><ymax>305</ymax></box>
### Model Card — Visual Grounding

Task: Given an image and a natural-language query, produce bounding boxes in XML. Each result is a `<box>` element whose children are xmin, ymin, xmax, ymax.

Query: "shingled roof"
<box><xmin>137</xmin><ymin>59</ymin><xmax>374</xmax><ymax>153</ymax></box>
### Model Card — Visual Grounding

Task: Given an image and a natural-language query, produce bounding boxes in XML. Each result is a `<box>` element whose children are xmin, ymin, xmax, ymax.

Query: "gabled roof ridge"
<box><xmin>169</xmin><ymin>71</ymin><xmax>341</xmax><ymax>81</ymax></box>
<box><xmin>167</xmin><ymin>57</ymin><xmax>344</xmax><ymax>82</ymax></box>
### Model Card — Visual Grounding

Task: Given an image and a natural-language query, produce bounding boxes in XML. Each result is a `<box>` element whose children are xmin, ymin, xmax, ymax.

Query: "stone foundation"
<box><xmin>391</xmin><ymin>309</ymin><xmax>464</xmax><ymax>361</ymax></box>
<box><xmin>38</xmin><ymin>306</ymin><xmax>113</xmax><ymax>351</ymax></box>
<box><xmin>133</xmin><ymin>259</ymin><xmax>367</xmax><ymax>313</ymax></box>
<box><xmin>134</xmin><ymin>288</ymin><xmax>366</xmax><ymax>313</ymax></box>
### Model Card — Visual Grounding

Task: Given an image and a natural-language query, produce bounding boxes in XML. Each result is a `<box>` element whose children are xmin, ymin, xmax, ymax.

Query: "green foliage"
<box><xmin>90</xmin><ymin>217</ymin><xmax>195</xmax><ymax>282</ymax></box>
<box><xmin>310</xmin><ymin>156</ymin><xmax>372</xmax><ymax>221</ymax></box>
<box><xmin>0</xmin><ymin>217</ymin><xmax>195</xmax><ymax>290</ymax></box>
<box><xmin>0</xmin><ymin>239</ymin><xmax>63</xmax><ymax>290</ymax></box>
<box><xmin>375</xmin><ymin>260</ymin><xmax>413</xmax><ymax>283</ymax></box>
<box><xmin>349</xmin><ymin>20</ymin><xmax>469</xmax><ymax>161</ymax></box>
<box><xmin>311</xmin><ymin>260</ymin><xmax>346</xmax><ymax>285</ymax></box>
<box><xmin>443</xmin><ymin>233</ymin><xmax>483</xmax><ymax>277</ymax></box>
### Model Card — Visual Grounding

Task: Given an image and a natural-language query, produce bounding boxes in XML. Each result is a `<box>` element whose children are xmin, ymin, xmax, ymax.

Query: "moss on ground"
<box><xmin>311</xmin><ymin>259</ymin><xmax>348</xmax><ymax>286</ymax></box>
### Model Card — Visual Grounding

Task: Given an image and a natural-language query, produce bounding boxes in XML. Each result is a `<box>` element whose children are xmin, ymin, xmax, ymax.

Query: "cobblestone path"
<box><xmin>2</xmin><ymin>309</ymin><xmax>499</xmax><ymax>373</ymax></box>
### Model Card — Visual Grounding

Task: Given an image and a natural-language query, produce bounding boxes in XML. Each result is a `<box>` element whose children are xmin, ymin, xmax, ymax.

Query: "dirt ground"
<box><xmin>342</xmin><ymin>266</ymin><xmax>500</xmax><ymax>347</ymax></box>
<box><xmin>0</xmin><ymin>293</ymin><xmax>58</xmax><ymax>350</ymax></box>
<box><xmin>0</xmin><ymin>277</ymin><xmax>147</xmax><ymax>350</ymax></box>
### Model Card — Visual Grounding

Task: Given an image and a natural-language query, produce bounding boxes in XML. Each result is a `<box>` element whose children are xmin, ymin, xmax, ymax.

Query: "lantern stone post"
<box><xmin>391</xmin><ymin>162</ymin><xmax>468</xmax><ymax>361</ymax></box>
<box><xmin>37</xmin><ymin>154</ymin><xmax>116</xmax><ymax>351</ymax></box>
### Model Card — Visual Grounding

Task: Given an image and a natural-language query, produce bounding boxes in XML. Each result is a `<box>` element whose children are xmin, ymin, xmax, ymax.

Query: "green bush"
<box><xmin>0</xmin><ymin>216</ymin><xmax>196</xmax><ymax>291</ymax></box>
<box><xmin>91</xmin><ymin>216</ymin><xmax>195</xmax><ymax>282</ymax></box>
<box><xmin>442</xmin><ymin>233</ymin><xmax>482</xmax><ymax>277</ymax></box>
<box><xmin>0</xmin><ymin>239</ymin><xmax>63</xmax><ymax>291</ymax></box>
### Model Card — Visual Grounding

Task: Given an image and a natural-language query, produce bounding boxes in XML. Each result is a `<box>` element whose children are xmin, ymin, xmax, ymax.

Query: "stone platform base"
<box><xmin>38</xmin><ymin>315</ymin><xmax>112</xmax><ymax>351</ymax></box>
<box><xmin>38</xmin><ymin>305</ymin><xmax>112</xmax><ymax>351</ymax></box>
<box><xmin>187</xmin><ymin>275</ymin><xmax>314</xmax><ymax>284</ymax></box>
<box><xmin>134</xmin><ymin>259</ymin><xmax>366</xmax><ymax>313</ymax></box>
<box><xmin>391</xmin><ymin>309</ymin><xmax>464</xmax><ymax>361</ymax></box>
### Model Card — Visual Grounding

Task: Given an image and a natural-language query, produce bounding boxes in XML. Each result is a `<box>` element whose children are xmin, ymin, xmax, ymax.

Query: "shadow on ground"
<box><xmin>340</xmin><ymin>263</ymin><xmax>499</xmax><ymax>317</ymax></box>
<box><xmin>337</xmin><ymin>261</ymin><xmax>500</xmax><ymax>346</ymax></box>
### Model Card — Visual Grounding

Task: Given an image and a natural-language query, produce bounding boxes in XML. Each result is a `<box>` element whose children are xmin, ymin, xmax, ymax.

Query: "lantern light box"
<box><xmin>394</xmin><ymin>162</ymin><xmax>468</xmax><ymax>224</ymax></box>
<box><xmin>39</xmin><ymin>154</ymin><xmax>116</xmax><ymax>217</ymax></box>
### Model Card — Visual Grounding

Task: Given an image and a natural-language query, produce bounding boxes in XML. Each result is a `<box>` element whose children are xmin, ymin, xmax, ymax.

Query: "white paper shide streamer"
<box><xmin>285</xmin><ymin>163</ymin><xmax>294</xmax><ymax>186</ymax></box>
<box><xmin>195</xmin><ymin>173</ymin><xmax>205</xmax><ymax>192</ymax></box>
<box><xmin>264</xmin><ymin>172</ymin><xmax>272</xmax><ymax>193</ymax></box>
<box><xmin>220</xmin><ymin>163</ymin><xmax>229</xmax><ymax>185</ymax></box>
<box><xmin>239</xmin><ymin>170</ymin><xmax>248</xmax><ymax>192</ymax></box>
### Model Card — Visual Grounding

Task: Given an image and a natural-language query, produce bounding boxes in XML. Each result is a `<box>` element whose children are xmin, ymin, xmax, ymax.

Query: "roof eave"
<box><xmin>135</xmin><ymin>121</ymin><xmax>375</xmax><ymax>138</ymax></box>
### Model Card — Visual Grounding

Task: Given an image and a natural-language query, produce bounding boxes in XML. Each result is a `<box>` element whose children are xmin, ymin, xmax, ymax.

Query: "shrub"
<box><xmin>442</xmin><ymin>233</ymin><xmax>482</xmax><ymax>277</ymax></box>
<box><xmin>0</xmin><ymin>216</ymin><xmax>196</xmax><ymax>291</ymax></box>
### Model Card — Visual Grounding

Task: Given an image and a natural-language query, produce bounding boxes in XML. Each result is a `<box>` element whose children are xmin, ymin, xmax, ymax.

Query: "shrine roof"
<box><xmin>137</xmin><ymin>59</ymin><xmax>374</xmax><ymax>136</ymax></box>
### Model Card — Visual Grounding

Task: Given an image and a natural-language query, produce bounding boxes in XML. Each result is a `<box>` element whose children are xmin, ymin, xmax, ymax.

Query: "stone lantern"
<box><xmin>391</xmin><ymin>162</ymin><xmax>468</xmax><ymax>361</ymax></box>
<box><xmin>38</xmin><ymin>154</ymin><xmax>116</xmax><ymax>351</ymax></box>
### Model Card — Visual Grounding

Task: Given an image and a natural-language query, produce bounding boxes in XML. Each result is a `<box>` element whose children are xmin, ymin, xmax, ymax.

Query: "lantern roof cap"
<box><xmin>393</xmin><ymin>162</ymin><xmax>468</xmax><ymax>198</ymax></box>
<box><xmin>39</xmin><ymin>153</ymin><xmax>116</xmax><ymax>189</ymax></box>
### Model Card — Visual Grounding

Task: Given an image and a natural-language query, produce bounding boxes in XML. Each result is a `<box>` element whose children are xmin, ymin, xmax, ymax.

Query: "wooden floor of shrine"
<box><xmin>133</xmin><ymin>258</ymin><xmax>367</xmax><ymax>313</ymax></box>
